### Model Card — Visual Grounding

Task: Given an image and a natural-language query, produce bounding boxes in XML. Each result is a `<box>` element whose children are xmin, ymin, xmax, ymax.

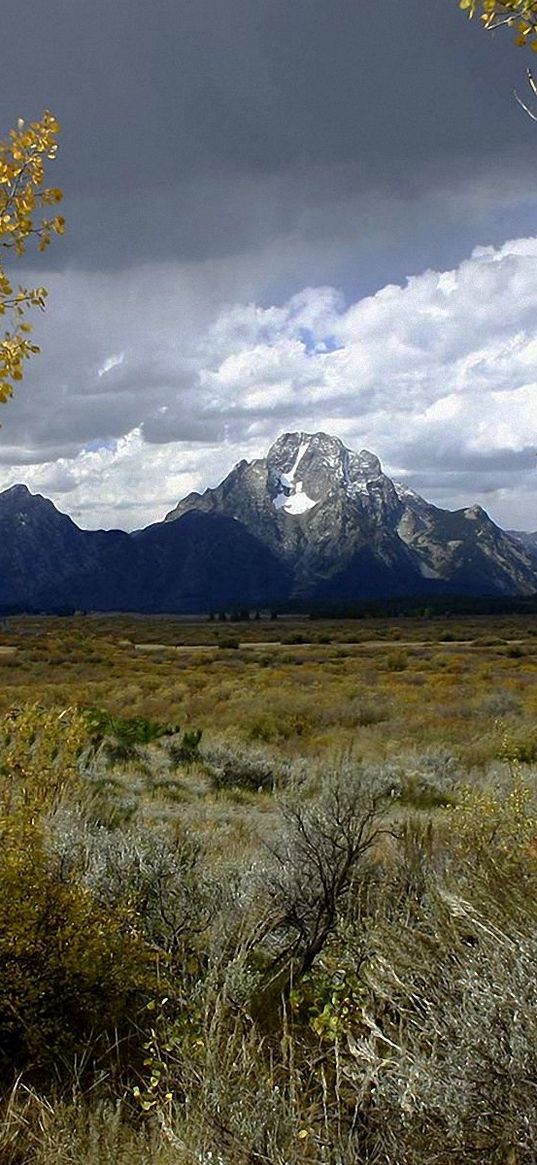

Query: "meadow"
<box><xmin>2</xmin><ymin>611</ymin><xmax>537</xmax><ymax>764</ymax></box>
<box><xmin>1</xmin><ymin>611</ymin><xmax>537</xmax><ymax>1163</ymax></box>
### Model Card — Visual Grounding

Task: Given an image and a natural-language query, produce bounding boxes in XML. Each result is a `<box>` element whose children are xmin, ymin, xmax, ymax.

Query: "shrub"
<box><xmin>480</xmin><ymin>689</ymin><xmax>522</xmax><ymax>717</ymax></box>
<box><xmin>0</xmin><ymin>706</ymin><xmax>157</xmax><ymax>1081</ymax></box>
<box><xmin>260</xmin><ymin>772</ymin><xmax>390</xmax><ymax>982</ymax></box>
<box><xmin>496</xmin><ymin>724</ymin><xmax>537</xmax><ymax>765</ymax></box>
<box><xmin>447</xmin><ymin>778</ymin><xmax>537</xmax><ymax>876</ymax></box>
<box><xmin>52</xmin><ymin>817</ymin><xmax>217</xmax><ymax>966</ymax></box>
<box><xmin>168</xmin><ymin>728</ymin><xmax>202</xmax><ymax>767</ymax></box>
<box><xmin>397</xmin><ymin>773</ymin><xmax>456</xmax><ymax>809</ymax></box>
<box><xmin>384</xmin><ymin>650</ymin><xmax>408</xmax><ymax>672</ymax></box>
<box><xmin>393</xmin><ymin>748</ymin><xmax>463</xmax><ymax>808</ymax></box>
<box><xmin>204</xmin><ymin>741</ymin><xmax>278</xmax><ymax>792</ymax></box>
<box><xmin>85</xmin><ymin>708</ymin><xmax>174</xmax><ymax>768</ymax></box>
<box><xmin>359</xmin><ymin>874</ymin><xmax>537</xmax><ymax>1164</ymax></box>
<box><xmin>0</xmin><ymin>831</ymin><xmax>155</xmax><ymax>1080</ymax></box>
<box><xmin>505</xmin><ymin>644</ymin><xmax>526</xmax><ymax>659</ymax></box>
<box><xmin>349</xmin><ymin>697</ymin><xmax>391</xmax><ymax>727</ymax></box>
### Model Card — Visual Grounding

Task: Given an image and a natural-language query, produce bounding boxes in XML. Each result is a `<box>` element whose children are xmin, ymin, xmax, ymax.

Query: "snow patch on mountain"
<box><xmin>274</xmin><ymin>481</ymin><xmax>317</xmax><ymax>514</ymax></box>
<box><xmin>279</xmin><ymin>439</ymin><xmax>310</xmax><ymax>488</ymax></box>
<box><xmin>273</xmin><ymin>437</ymin><xmax>318</xmax><ymax>514</ymax></box>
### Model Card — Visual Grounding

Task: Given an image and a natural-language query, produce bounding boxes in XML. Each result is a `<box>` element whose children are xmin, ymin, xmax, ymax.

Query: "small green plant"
<box><xmin>85</xmin><ymin>708</ymin><xmax>174</xmax><ymax>767</ymax></box>
<box><xmin>168</xmin><ymin>728</ymin><xmax>202</xmax><ymax>767</ymax></box>
<box><xmin>86</xmin><ymin>707</ymin><xmax>170</xmax><ymax>746</ymax></box>
<box><xmin>291</xmin><ymin>962</ymin><xmax>367</xmax><ymax>1042</ymax></box>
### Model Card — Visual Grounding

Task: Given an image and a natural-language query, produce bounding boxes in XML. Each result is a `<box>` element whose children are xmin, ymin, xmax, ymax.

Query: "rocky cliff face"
<box><xmin>166</xmin><ymin>432</ymin><xmax>537</xmax><ymax>600</ymax></box>
<box><xmin>508</xmin><ymin>529</ymin><xmax>537</xmax><ymax>563</ymax></box>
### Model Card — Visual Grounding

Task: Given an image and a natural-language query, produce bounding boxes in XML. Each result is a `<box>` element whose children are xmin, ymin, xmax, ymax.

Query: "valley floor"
<box><xmin>1</xmin><ymin>612</ymin><xmax>537</xmax><ymax>1163</ymax></box>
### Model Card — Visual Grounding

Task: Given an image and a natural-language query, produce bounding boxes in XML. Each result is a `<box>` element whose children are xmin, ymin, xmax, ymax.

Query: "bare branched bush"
<box><xmin>260</xmin><ymin>773</ymin><xmax>392</xmax><ymax>982</ymax></box>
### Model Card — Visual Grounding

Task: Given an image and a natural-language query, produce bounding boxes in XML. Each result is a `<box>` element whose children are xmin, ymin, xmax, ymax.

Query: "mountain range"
<box><xmin>1</xmin><ymin>432</ymin><xmax>535</xmax><ymax>612</ymax></box>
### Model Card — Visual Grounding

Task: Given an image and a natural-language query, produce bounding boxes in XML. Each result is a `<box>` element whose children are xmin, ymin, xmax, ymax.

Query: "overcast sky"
<box><xmin>1</xmin><ymin>0</ymin><xmax>537</xmax><ymax>530</ymax></box>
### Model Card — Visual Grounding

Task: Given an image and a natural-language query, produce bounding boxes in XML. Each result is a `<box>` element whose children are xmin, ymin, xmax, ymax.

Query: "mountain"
<box><xmin>0</xmin><ymin>487</ymin><xmax>288</xmax><ymax>613</ymax></box>
<box><xmin>0</xmin><ymin>485</ymin><xmax>131</xmax><ymax>609</ymax></box>
<box><xmin>125</xmin><ymin>511</ymin><xmax>290</xmax><ymax>611</ymax></box>
<box><xmin>508</xmin><ymin>529</ymin><xmax>537</xmax><ymax>563</ymax></box>
<box><xmin>1</xmin><ymin>433</ymin><xmax>535</xmax><ymax>612</ymax></box>
<box><xmin>165</xmin><ymin>431</ymin><xmax>537</xmax><ymax>601</ymax></box>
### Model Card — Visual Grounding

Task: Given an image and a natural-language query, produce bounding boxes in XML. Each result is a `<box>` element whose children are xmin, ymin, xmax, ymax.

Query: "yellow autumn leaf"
<box><xmin>0</xmin><ymin>111</ymin><xmax>64</xmax><ymax>405</ymax></box>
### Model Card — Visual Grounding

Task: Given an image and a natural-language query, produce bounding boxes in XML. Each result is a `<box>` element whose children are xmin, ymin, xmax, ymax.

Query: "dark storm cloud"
<box><xmin>1</xmin><ymin>1</ymin><xmax>536</xmax><ymax>532</ymax></box>
<box><xmin>2</xmin><ymin>0</ymin><xmax>537</xmax><ymax>282</ymax></box>
<box><xmin>395</xmin><ymin>444</ymin><xmax>537</xmax><ymax>476</ymax></box>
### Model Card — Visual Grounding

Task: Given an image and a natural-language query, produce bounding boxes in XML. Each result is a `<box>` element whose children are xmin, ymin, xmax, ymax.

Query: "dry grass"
<box><xmin>2</xmin><ymin>612</ymin><xmax>537</xmax><ymax>1162</ymax></box>
<box><xmin>0</xmin><ymin>612</ymin><xmax>534</xmax><ymax>778</ymax></box>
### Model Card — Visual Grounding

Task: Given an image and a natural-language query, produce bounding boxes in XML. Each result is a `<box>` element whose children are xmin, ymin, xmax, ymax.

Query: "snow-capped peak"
<box><xmin>265</xmin><ymin>431</ymin><xmax>397</xmax><ymax>517</ymax></box>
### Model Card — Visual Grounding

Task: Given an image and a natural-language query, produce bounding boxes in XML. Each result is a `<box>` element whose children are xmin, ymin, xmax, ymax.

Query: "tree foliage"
<box><xmin>0</xmin><ymin>705</ymin><xmax>156</xmax><ymax>1080</ymax></box>
<box><xmin>461</xmin><ymin>0</ymin><xmax>537</xmax><ymax>51</ymax></box>
<box><xmin>0</xmin><ymin>112</ymin><xmax>64</xmax><ymax>403</ymax></box>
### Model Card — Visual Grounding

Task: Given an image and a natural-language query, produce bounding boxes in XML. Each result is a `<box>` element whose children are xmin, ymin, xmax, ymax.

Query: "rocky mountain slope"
<box><xmin>0</xmin><ymin>485</ymin><xmax>131</xmax><ymax>609</ymax></box>
<box><xmin>165</xmin><ymin>431</ymin><xmax>537</xmax><ymax>602</ymax></box>
<box><xmin>508</xmin><ymin>529</ymin><xmax>537</xmax><ymax>563</ymax></box>
<box><xmin>0</xmin><ymin>433</ymin><xmax>535</xmax><ymax>612</ymax></box>
<box><xmin>0</xmin><ymin>489</ymin><xmax>287</xmax><ymax>613</ymax></box>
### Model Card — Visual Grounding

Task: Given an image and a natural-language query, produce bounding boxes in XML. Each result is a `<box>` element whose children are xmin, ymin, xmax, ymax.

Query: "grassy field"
<box><xmin>1</xmin><ymin>612</ymin><xmax>537</xmax><ymax>1163</ymax></box>
<box><xmin>1</xmin><ymin>611</ymin><xmax>536</xmax><ymax>767</ymax></box>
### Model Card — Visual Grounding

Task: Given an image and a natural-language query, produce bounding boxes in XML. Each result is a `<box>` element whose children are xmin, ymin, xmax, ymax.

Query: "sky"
<box><xmin>1</xmin><ymin>0</ymin><xmax>537</xmax><ymax>531</ymax></box>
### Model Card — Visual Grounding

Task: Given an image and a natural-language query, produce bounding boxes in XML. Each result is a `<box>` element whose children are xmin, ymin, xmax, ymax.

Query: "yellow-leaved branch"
<box><xmin>0</xmin><ymin>112</ymin><xmax>64</xmax><ymax>404</ymax></box>
<box><xmin>460</xmin><ymin>0</ymin><xmax>537</xmax><ymax>48</ymax></box>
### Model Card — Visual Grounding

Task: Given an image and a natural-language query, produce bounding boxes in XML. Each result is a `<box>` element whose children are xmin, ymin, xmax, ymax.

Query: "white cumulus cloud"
<box><xmin>0</xmin><ymin>236</ymin><xmax>536</xmax><ymax>530</ymax></box>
